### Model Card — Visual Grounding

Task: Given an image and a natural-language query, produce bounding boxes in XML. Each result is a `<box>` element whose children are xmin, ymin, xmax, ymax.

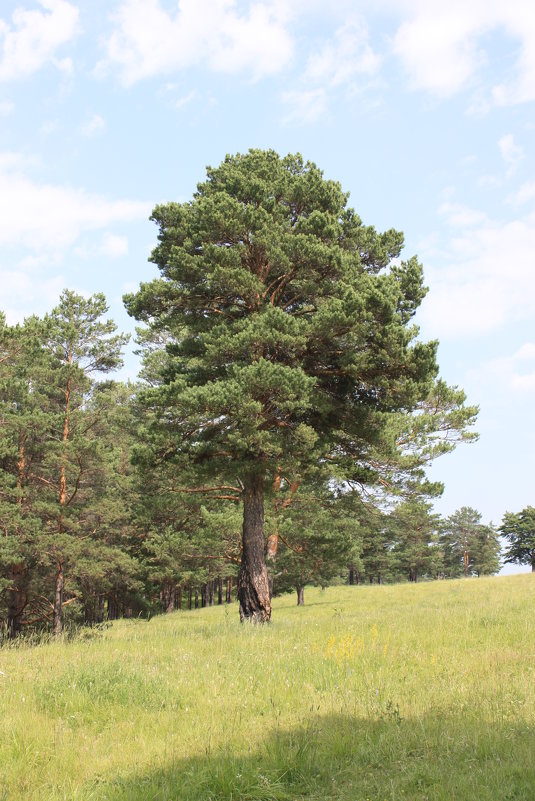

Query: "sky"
<box><xmin>1</xmin><ymin>0</ymin><xmax>534</xmax><ymax>572</ymax></box>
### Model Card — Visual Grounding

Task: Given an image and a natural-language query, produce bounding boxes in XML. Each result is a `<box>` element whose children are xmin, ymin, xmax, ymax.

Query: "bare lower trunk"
<box><xmin>225</xmin><ymin>577</ymin><xmax>232</xmax><ymax>603</ymax></box>
<box><xmin>217</xmin><ymin>575</ymin><xmax>223</xmax><ymax>605</ymax></box>
<box><xmin>53</xmin><ymin>562</ymin><xmax>64</xmax><ymax>636</ymax></box>
<box><xmin>161</xmin><ymin>581</ymin><xmax>175</xmax><ymax>613</ymax></box>
<box><xmin>238</xmin><ymin>471</ymin><xmax>271</xmax><ymax>623</ymax></box>
<box><xmin>7</xmin><ymin>562</ymin><xmax>27</xmax><ymax>638</ymax></box>
<box><xmin>297</xmin><ymin>585</ymin><xmax>304</xmax><ymax>606</ymax></box>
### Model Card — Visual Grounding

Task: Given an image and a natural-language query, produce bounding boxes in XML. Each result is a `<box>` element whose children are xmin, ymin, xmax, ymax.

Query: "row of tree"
<box><xmin>0</xmin><ymin>150</ymin><xmax>531</xmax><ymax>637</ymax></box>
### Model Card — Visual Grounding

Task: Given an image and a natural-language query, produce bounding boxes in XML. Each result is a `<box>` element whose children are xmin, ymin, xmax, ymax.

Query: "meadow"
<box><xmin>1</xmin><ymin>575</ymin><xmax>534</xmax><ymax>801</ymax></box>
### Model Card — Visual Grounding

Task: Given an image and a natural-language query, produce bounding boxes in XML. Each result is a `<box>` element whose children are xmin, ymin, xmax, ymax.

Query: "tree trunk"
<box><xmin>161</xmin><ymin>581</ymin><xmax>175</xmax><ymax>613</ymax></box>
<box><xmin>53</xmin><ymin>562</ymin><xmax>64</xmax><ymax>636</ymax></box>
<box><xmin>194</xmin><ymin>588</ymin><xmax>199</xmax><ymax>609</ymax></box>
<box><xmin>217</xmin><ymin>575</ymin><xmax>223</xmax><ymax>605</ymax></box>
<box><xmin>226</xmin><ymin>576</ymin><xmax>232</xmax><ymax>603</ymax></box>
<box><xmin>238</xmin><ymin>471</ymin><xmax>271</xmax><ymax>623</ymax></box>
<box><xmin>7</xmin><ymin>562</ymin><xmax>26</xmax><ymax>638</ymax></box>
<box><xmin>177</xmin><ymin>586</ymin><xmax>182</xmax><ymax>610</ymax></box>
<box><xmin>208</xmin><ymin>580</ymin><xmax>215</xmax><ymax>606</ymax></box>
<box><xmin>97</xmin><ymin>595</ymin><xmax>105</xmax><ymax>623</ymax></box>
<box><xmin>297</xmin><ymin>585</ymin><xmax>305</xmax><ymax>606</ymax></box>
<box><xmin>348</xmin><ymin>567</ymin><xmax>355</xmax><ymax>585</ymax></box>
<box><xmin>188</xmin><ymin>586</ymin><xmax>192</xmax><ymax>610</ymax></box>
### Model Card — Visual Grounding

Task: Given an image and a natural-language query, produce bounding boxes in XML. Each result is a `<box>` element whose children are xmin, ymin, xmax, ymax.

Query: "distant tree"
<box><xmin>470</xmin><ymin>522</ymin><xmax>500</xmax><ymax>576</ymax></box>
<box><xmin>125</xmin><ymin>149</ymin><xmax>477</xmax><ymax>622</ymax></box>
<box><xmin>441</xmin><ymin>507</ymin><xmax>500</xmax><ymax>578</ymax></box>
<box><xmin>267</xmin><ymin>483</ymin><xmax>354</xmax><ymax>604</ymax></box>
<box><xmin>500</xmin><ymin>506</ymin><xmax>535</xmax><ymax>572</ymax></box>
<box><xmin>389</xmin><ymin>499</ymin><xmax>442</xmax><ymax>582</ymax></box>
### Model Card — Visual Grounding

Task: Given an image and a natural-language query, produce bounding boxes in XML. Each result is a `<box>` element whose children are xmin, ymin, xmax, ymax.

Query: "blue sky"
<box><xmin>1</xmin><ymin>0</ymin><xmax>534</xmax><ymax>569</ymax></box>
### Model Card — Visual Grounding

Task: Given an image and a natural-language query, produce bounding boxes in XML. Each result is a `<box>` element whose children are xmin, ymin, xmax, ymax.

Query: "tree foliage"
<box><xmin>500</xmin><ymin>506</ymin><xmax>535</xmax><ymax>571</ymax></box>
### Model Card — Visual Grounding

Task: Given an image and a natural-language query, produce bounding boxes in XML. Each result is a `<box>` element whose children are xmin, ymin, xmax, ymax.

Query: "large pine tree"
<box><xmin>125</xmin><ymin>149</ymin><xmax>475</xmax><ymax>622</ymax></box>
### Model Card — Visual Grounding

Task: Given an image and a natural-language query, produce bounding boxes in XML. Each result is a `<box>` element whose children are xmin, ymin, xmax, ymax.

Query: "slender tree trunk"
<box><xmin>97</xmin><ymin>595</ymin><xmax>105</xmax><ymax>623</ymax></box>
<box><xmin>188</xmin><ymin>586</ymin><xmax>192</xmax><ymax>610</ymax></box>
<box><xmin>54</xmin><ymin>369</ymin><xmax>71</xmax><ymax>637</ymax></box>
<box><xmin>297</xmin><ymin>585</ymin><xmax>305</xmax><ymax>606</ymax></box>
<box><xmin>217</xmin><ymin>575</ymin><xmax>223</xmax><ymax>605</ymax></box>
<box><xmin>8</xmin><ymin>438</ymin><xmax>28</xmax><ymax>637</ymax></box>
<box><xmin>177</xmin><ymin>586</ymin><xmax>182</xmax><ymax>610</ymax></box>
<box><xmin>7</xmin><ymin>562</ymin><xmax>26</xmax><ymax>638</ymax></box>
<box><xmin>348</xmin><ymin>567</ymin><xmax>355</xmax><ymax>585</ymax></box>
<box><xmin>53</xmin><ymin>562</ymin><xmax>64</xmax><ymax>636</ymax></box>
<box><xmin>208</xmin><ymin>580</ymin><xmax>214</xmax><ymax>606</ymax></box>
<box><xmin>238</xmin><ymin>471</ymin><xmax>271</xmax><ymax>623</ymax></box>
<box><xmin>194</xmin><ymin>588</ymin><xmax>199</xmax><ymax>609</ymax></box>
<box><xmin>226</xmin><ymin>577</ymin><xmax>232</xmax><ymax>603</ymax></box>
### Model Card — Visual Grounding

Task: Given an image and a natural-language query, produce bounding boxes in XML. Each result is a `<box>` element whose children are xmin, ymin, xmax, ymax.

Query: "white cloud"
<box><xmin>473</xmin><ymin>343</ymin><xmax>535</xmax><ymax>395</ymax></box>
<box><xmin>0</xmin><ymin>153</ymin><xmax>150</xmax><ymax>251</ymax></box>
<box><xmin>390</xmin><ymin>0</ymin><xmax>535</xmax><ymax>105</ymax></box>
<box><xmin>99</xmin><ymin>0</ymin><xmax>294</xmax><ymax>85</ymax></box>
<box><xmin>283</xmin><ymin>15</ymin><xmax>381</xmax><ymax>123</ymax></box>
<box><xmin>100</xmin><ymin>232</ymin><xmax>129</xmax><ymax>257</ymax></box>
<box><xmin>499</xmin><ymin>134</ymin><xmax>524</xmax><ymax>176</ymax></box>
<box><xmin>0</xmin><ymin>266</ymin><xmax>65</xmax><ymax>323</ymax></box>
<box><xmin>439</xmin><ymin>201</ymin><xmax>487</xmax><ymax>228</ymax></box>
<box><xmin>282</xmin><ymin>88</ymin><xmax>327</xmax><ymax>124</ymax></box>
<box><xmin>0</xmin><ymin>0</ymin><xmax>79</xmax><ymax>82</ymax></box>
<box><xmin>304</xmin><ymin>17</ymin><xmax>381</xmax><ymax>88</ymax></box>
<box><xmin>420</xmin><ymin>205</ymin><xmax>535</xmax><ymax>339</ymax></box>
<box><xmin>80</xmin><ymin>113</ymin><xmax>105</xmax><ymax>137</ymax></box>
<box><xmin>175</xmin><ymin>90</ymin><xmax>197</xmax><ymax>110</ymax></box>
<box><xmin>0</xmin><ymin>99</ymin><xmax>14</xmax><ymax>115</ymax></box>
<box><xmin>393</xmin><ymin>7</ymin><xmax>484</xmax><ymax>97</ymax></box>
<box><xmin>508</xmin><ymin>180</ymin><xmax>535</xmax><ymax>207</ymax></box>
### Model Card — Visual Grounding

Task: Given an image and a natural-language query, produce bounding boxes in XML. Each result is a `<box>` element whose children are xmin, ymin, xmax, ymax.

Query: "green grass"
<box><xmin>1</xmin><ymin>575</ymin><xmax>534</xmax><ymax>800</ymax></box>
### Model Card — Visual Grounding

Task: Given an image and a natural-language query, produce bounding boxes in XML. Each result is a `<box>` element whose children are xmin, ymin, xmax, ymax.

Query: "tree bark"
<box><xmin>7</xmin><ymin>562</ymin><xmax>26</xmax><ymax>638</ymax></box>
<box><xmin>53</xmin><ymin>562</ymin><xmax>64</xmax><ymax>636</ymax></box>
<box><xmin>217</xmin><ymin>575</ymin><xmax>223</xmax><ymax>605</ymax></box>
<box><xmin>238</xmin><ymin>471</ymin><xmax>271</xmax><ymax>623</ymax></box>
<box><xmin>348</xmin><ymin>567</ymin><xmax>355</xmax><ymax>585</ymax></box>
<box><xmin>161</xmin><ymin>581</ymin><xmax>175</xmax><ymax>613</ymax></box>
<box><xmin>226</xmin><ymin>576</ymin><xmax>232</xmax><ymax>603</ymax></box>
<box><xmin>297</xmin><ymin>585</ymin><xmax>305</xmax><ymax>606</ymax></box>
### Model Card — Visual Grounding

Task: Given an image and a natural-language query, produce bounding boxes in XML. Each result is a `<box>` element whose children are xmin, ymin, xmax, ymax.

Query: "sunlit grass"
<box><xmin>1</xmin><ymin>575</ymin><xmax>534</xmax><ymax>800</ymax></box>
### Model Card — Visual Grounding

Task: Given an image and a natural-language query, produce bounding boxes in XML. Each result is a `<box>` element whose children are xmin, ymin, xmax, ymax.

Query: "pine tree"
<box><xmin>125</xmin><ymin>149</ymin><xmax>476</xmax><ymax>622</ymax></box>
<box><xmin>36</xmin><ymin>291</ymin><xmax>129</xmax><ymax>634</ymax></box>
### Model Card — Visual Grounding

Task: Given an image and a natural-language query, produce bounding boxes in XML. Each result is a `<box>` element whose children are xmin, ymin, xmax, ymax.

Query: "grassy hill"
<box><xmin>1</xmin><ymin>575</ymin><xmax>534</xmax><ymax>800</ymax></box>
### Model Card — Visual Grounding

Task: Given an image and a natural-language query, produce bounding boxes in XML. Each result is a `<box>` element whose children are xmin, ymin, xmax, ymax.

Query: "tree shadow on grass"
<box><xmin>87</xmin><ymin>711</ymin><xmax>535</xmax><ymax>801</ymax></box>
